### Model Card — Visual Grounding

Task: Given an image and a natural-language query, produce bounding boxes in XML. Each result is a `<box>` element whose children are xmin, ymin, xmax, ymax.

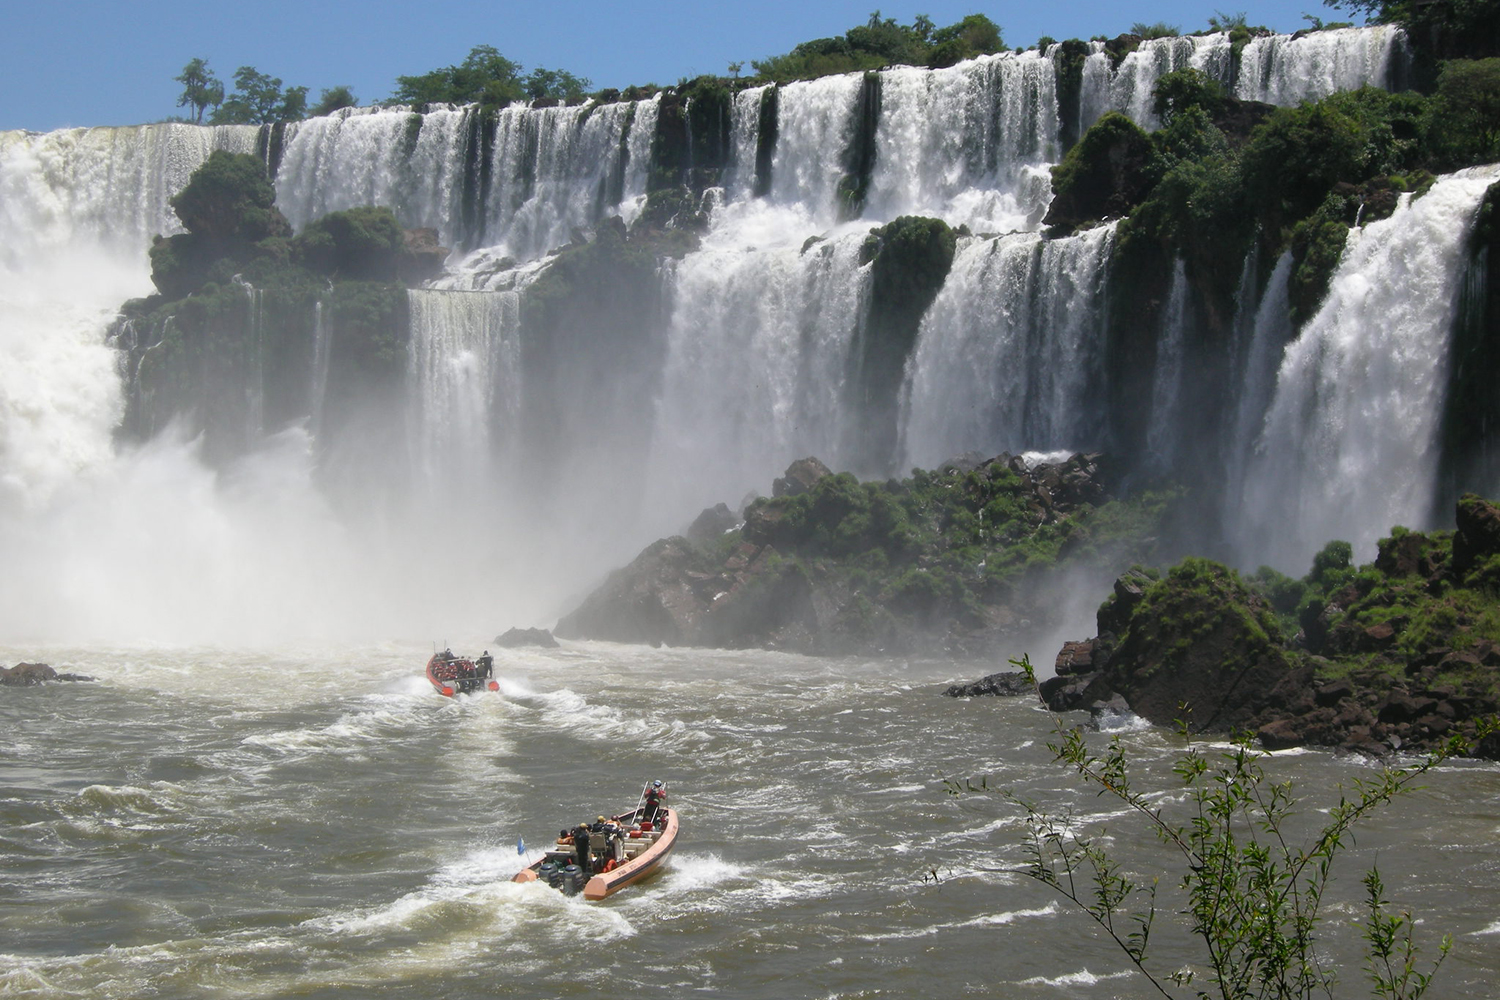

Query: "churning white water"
<box><xmin>864</xmin><ymin>51</ymin><xmax>1058</xmax><ymax>232</ymax></box>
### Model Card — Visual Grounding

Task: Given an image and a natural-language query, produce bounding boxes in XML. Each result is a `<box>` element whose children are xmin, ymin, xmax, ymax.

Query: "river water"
<box><xmin>3</xmin><ymin>640</ymin><xmax>1497</xmax><ymax>999</ymax></box>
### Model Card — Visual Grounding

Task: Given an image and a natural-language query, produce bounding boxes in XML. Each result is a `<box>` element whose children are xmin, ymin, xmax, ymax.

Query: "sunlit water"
<box><xmin>3</xmin><ymin>642</ymin><xmax>1497</xmax><ymax>998</ymax></box>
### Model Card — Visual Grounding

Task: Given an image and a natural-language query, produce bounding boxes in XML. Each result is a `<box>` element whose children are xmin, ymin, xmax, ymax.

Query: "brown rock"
<box><xmin>1</xmin><ymin>662</ymin><xmax>57</xmax><ymax>685</ymax></box>
<box><xmin>1055</xmin><ymin>639</ymin><xmax>1096</xmax><ymax>676</ymax></box>
<box><xmin>772</xmin><ymin>457</ymin><xmax>832</xmax><ymax>498</ymax></box>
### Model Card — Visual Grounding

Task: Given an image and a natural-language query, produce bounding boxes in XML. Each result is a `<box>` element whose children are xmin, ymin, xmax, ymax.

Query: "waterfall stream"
<box><xmin>0</xmin><ymin>25</ymin><xmax>1478</xmax><ymax>637</ymax></box>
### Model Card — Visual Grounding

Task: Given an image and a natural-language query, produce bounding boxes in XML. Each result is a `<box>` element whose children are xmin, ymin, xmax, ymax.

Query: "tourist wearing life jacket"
<box><xmin>570</xmin><ymin>822</ymin><xmax>592</xmax><ymax>874</ymax></box>
<box><xmin>642</xmin><ymin>780</ymin><xmax>666</xmax><ymax>824</ymax></box>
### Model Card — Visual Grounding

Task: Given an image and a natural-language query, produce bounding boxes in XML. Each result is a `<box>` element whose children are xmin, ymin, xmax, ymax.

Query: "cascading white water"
<box><xmin>1073</xmin><ymin>26</ymin><xmax>1406</xmax><ymax>135</ymax></box>
<box><xmin>764</xmin><ymin>74</ymin><xmax>866</xmax><ymax>228</ymax></box>
<box><xmin>644</xmin><ymin>232</ymin><xmax>871</xmax><ymax>521</ymax></box>
<box><xmin>308</xmin><ymin>299</ymin><xmax>331</xmax><ymax>436</ymax></box>
<box><xmin>0</xmin><ymin>25</ymin><xmax>1464</xmax><ymax>644</ymax></box>
<box><xmin>276</xmin><ymin>106</ymin><xmax>475</xmax><ymax>245</ymax></box>
<box><xmin>1221</xmin><ymin>250</ymin><xmax>1293</xmax><ymax>522</ymax></box>
<box><xmin>1145</xmin><ymin>259</ymin><xmax>1189</xmax><ymax>468</ymax></box>
<box><xmin>406</xmin><ymin>288</ymin><xmax>521</xmax><ymax>497</ymax></box>
<box><xmin>1236</xmin><ymin>25</ymin><xmax>1407</xmax><ymax>106</ymax></box>
<box><xmin>618</xmin><ymin>94</ymin><xmax>660</xmax><ymax>225</ymax></box>
<box><xmin>0</xmin><ymin>123</ymin><xmax>259</xmax><ymax>511</ymax></box>
<box><xmin>1084</xmin><ymin>33</ymin><xmax>1233</xmax><ymax>132</ymax></box>
<box><xmin>723</xmin><ymin>85</ymin><xmax>770</xmax><ymax>199</ymax></box>
<box><xmin>898</xmin><ymin>223</ymin><xmax>1116</xmax><ymax>469</ymax></box>
<box><xmin>484</xmin><ymin>98</ymin><xmax>653</xmax><ymax>261</ymax></box>
<box><xmin>864</xmin><ymin>51</ymin><xmax>1057</xmax><ymax>232</ymax></box>
<box><xmin>1234</xmin><ymin>164</ymin><xmax>1500</xmax><ymax>573</ymax></box>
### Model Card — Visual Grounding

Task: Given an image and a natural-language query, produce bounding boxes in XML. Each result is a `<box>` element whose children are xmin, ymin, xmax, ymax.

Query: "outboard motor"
<box><xmin>539</xmin><ymin>861</ymin><xmax>559</xmax><ymax>887</ymax></box>
<box><xmin>562</xmin><ymin>863</ymin><xmax>584</xmax><ymax>895</ymax></box>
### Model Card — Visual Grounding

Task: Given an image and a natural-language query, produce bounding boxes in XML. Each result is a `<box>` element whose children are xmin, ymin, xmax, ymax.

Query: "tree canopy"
<box><xmin>390</xmin><ymin>45</ymin><xmax>591</xmax><ymax>107</ymax></box>
<box><xmin>751</xmin><ymin>11</ymin><xmax>1006</xmax><ymax>81</ymax></box>
<box><xmin>210</xmin><ymin>66</ymin><xmax>308</xmax><ymax>124</ymax></box>
<box><xmin>175</xmin><ymin>58</ymin><xmax>224</xmax><ymax>124</ymax></box>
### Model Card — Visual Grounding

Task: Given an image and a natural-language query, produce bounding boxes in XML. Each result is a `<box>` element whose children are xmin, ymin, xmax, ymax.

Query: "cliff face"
<box><xmin>112</xmin><ymin>153</ymin><xmax>442</xmax><ymax>465</ymax></box>
<box><xmin>556</xmin><ymin>453</ymin><xmax>1175</xmax><ymax>658</ymax></box>
<box><xmin>1041</xmin><ymin>494</ymin><xmax>1500</xmax><ymax>756</ymax></box>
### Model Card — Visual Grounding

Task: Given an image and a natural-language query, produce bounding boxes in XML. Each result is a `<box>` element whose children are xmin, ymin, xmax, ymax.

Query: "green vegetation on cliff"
<box><xmin>557</xmin><ymin>453</ymin><xmax>1179</xmax><ymax>657</ymax></box>
<box><xmin>1042</xmin><ymin>51</ymin><xmax>1500</xmax><ymax>349</ymax></box>
<box><xmin>750</xmin><ymin>12</ymin><xmax>1006</xmax><ymax>82</ymax></box>
<box><xmin>390</xmin><ymin>44</ymin><xmax>591</xmax><ymax>109</ymax></box>
<box><xmin>1045</xmin><ymin>495</ymin><xmax>1500</xmax><ymax>757</ymax></box>
<box><xmin>118</xmin><ymin>152</ymin><xmax>431</xmax><ymax>459</ymax></box>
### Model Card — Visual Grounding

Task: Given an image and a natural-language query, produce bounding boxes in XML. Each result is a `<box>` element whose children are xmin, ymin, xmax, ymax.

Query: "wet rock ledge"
<box><xmin>988</xmin><ymin>494</ymin><xmax>1500</xmax><ymax>758</ymax></box>
<box><xmin>1</xmin><ymin>662</ymin><xmax>94</xmax><ymax>685</ymax></box>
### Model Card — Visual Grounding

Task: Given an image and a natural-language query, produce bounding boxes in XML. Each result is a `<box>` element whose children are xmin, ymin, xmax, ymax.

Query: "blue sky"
<box><xmin>4</xmin><ymin>1</ymin><xmax>1363</xmax><ymax>132</ymax></box>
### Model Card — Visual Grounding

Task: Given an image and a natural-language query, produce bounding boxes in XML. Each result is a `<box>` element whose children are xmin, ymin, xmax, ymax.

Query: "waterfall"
<box><xmin>1082</xmin><ymin>34</ymin><xmax>1233</xmax><ymax>132</ymax></box>
<box><xmin>1145</xmin><ymin>260</ymin><xmax>1190</xmax><ymax>468</ymax></box>
<box><xmin>1235</xmin><ymin>164</ymin><xmax>1500</xmax><ymax>572</ymax></box>
<box><xmin>864</xmin><ymin>51</ymin><xmax>1058</xmax><ymax>232</ymax></box>
<box><xmin>1236</xmin><ymin>25</ymin><xmax>1408</xmax><ymax>105</ymax></box>
<box><xmin>764</xmin><ymin>74</ymin><xmax>866</xmax><ymax>226</ymax></box>
<box><xmin>484</xmin><ymin>98</ymin><xmax>655</xmax><ymax>261</ymax></box>
<box><xmin>406</xmin><ymin>288</ymin><xmax>521</xmax><ymax>497</ymax></box>
<box><xmin>237</xmin><ymin>277</ymin><xmax>267</xmax><ymax>440</ymax></box>
<box><xmin>0</xmin><ymin>24</ymin><xmax>1474</xmax><ymax>641</ymax></box>
<box><xmin>0</xmin><ymin>123</ymin><xmax>258</xmax><ymax>509</ymax></box>
<box><xmin>1221</xmin><ymin>251</ymin><xmax>1294</xmax><ymax>517</ymax></box>
<box><xmin>898</xmin><ymin>223</ymin><xmax>1116</xmax><ymax>469</ymax></box>
<box><xmin>276</xmin><ymin>106</ymin><xmax>476</xmax><ymax>245</ymax></box>
<box><xmin>724</xmin><ymin>85</ymin><xmax>771</xmax><ymax>199</ymax></box>
<box><xmin>645</xmin><ymin>233</ymin><xmax>871</xmax><ymax>516</ymax></box>
<box><xmin>308</xmin><ymin>299</ymin><xmax>331</xmax><ymax>436</ymax></box>
<box><xmin>1072</xmin><ymin>26</ymin><xmax>1406</xmax><ymax>135</ymax></box>
<box><xmin>619</xmin><ymin>94</ymin><xmax>661</xmax><ymax>225</ymax></box>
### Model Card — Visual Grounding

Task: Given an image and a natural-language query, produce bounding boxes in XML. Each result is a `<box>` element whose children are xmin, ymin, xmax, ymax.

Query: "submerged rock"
<box><xmin>1</xmin><ymin>663</ymin><xmax>94</xmax><ymax>685</ymax></box>
<box><xmin>493</xmin><ymin>627</ymin><xmax>561</xmax><ymax>649</ymax></box>
<box><xmin>944</xmin><ymin>671</ymin><xmax>1032</xmax><ymax>697</ymax></box>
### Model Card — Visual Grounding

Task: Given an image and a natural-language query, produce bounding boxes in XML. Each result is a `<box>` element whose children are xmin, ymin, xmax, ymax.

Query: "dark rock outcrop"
<box><xmin>557</xmin><ymin>452</ymin><xmax>1167</xmax><ymax>658</ymax></box>
<box><xmin>686</xmin><ymin>502</ymin><xmax>740</xmax><ymax>542</ymax></box>
<box><xmin>1</xmin><ymin>662</ymin><xmax>94</xmax><ymax>685</ymax></box>
<box><xmin>772</xmin><ymin>458</ymin><xmax>832</xmax><ymax>498</ymax></box>
<box><xmin>945</xmin><ymin>671</ymin><xmax>1031</xmax><ymax>697</ymax></box>
<box><xmin>1043</xmin><ymin>112</ymin><xmax>1158</xmax><ymax>231</ymax></box>
<box><xmin>1043</xmin><ymin>496</ymin><xmax>1500</xmax><ymax>757</ymax></box>
<box><xmin>400</xmin><ymin>227</ymin><xmax>451</xmax><ymax>285</ymax></box>
<box><xmin>493</xmin><ymin>627</ymin><xmax>560</xmax><ymax>648</ymax></box>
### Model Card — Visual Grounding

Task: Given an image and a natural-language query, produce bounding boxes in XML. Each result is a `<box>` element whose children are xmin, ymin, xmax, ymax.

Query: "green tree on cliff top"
<box><xmin>175</xmin><ymin>58</ymin><xmax>224</xmax><ymax>124</ymax></box>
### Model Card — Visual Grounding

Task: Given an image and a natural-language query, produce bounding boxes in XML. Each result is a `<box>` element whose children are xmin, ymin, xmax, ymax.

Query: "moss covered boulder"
<box><xmin>1042</xmin><ymin>496</ymin><xmax>1500</xmax><ymax>757</ymax></box>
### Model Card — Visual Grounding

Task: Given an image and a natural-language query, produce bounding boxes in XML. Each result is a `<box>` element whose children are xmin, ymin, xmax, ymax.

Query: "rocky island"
<box><xmin>969</xmin><ymin>493</ymin><xmax>1500</xmax><ymax>757</ymax></box>
<box><xmin>556</xmin><ymin>453</ymin><xmax>1176</xmax><ymax>657</ymax></box>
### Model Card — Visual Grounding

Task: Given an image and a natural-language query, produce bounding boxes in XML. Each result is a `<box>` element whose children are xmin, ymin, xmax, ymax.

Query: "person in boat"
<box><xmin>642</xmin><ymin>780</ymin><xmax>666</xmax><ymax>824</ymax></box>
<box><xmin>570</xmin><ymin>821</ymin><xmax>592</xmax><ymax>875</ymax></box>
<box><xmin>599</xmin><ymin>817</ymin><xmax>625</xmax><ymax>864</ymax></box>
<box><xmin>476</xmin><ymin>650</ymin><xmax>493</xmax><ymax>678</ymax></box>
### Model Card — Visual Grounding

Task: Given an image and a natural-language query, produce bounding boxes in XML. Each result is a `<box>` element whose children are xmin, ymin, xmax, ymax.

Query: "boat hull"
<box><xmin>514</xmin><ymin>805</ymin><xmax>678</xmax><ymax>900</ymax></box>
<box><xmin>425</xmin><ymin>655</ymin><xmax>498</xmax><ymax>697</ymax></box>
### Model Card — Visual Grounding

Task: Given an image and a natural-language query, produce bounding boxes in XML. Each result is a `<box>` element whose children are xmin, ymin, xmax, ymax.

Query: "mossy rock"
<box><xmin>1043</xmin><ymin>112</ymin><xmax>1160</xmax><ymax>231</ymax></box>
